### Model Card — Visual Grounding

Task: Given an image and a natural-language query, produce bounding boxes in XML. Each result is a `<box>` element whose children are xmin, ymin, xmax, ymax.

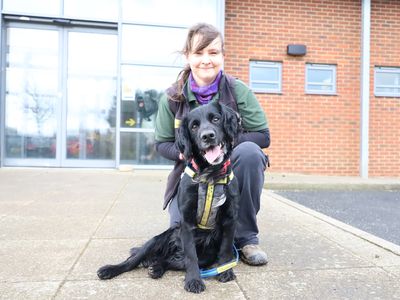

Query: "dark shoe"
<box><xmin>240</xmin><ymin>244</ymin><xmax>268</xmax><ymax>266</ymax></box>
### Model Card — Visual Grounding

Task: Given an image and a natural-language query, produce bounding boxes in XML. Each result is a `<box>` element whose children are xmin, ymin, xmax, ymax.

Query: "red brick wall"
<box><xmin>225</xmin><ymin>0</ymin><xmax>362</xmax><ymax>176</ymax></box>
<box><xmin>369</xmin><ymin>0</ymin><xmax>400</xmax><ymax>177</ymax></box>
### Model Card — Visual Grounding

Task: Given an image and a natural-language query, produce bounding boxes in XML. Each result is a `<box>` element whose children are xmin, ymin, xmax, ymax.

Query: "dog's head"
<box><xmin>177</xmin><ymin>102</ymin><xmax>241</xmax><ymax>167</ymax></box>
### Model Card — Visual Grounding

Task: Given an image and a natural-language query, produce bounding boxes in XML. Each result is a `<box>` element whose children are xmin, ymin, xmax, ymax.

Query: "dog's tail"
<box><xmin>97</xmin><ymin>227</ymin><xmax>176</xmax><ymax>280</ymax></box>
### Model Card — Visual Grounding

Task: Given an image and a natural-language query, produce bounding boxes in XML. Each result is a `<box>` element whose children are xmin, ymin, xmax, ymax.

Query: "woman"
<box><xmin>155</xmin><ymin>23</ymin><xmax>270</xmax><ymax>266</ymax></box>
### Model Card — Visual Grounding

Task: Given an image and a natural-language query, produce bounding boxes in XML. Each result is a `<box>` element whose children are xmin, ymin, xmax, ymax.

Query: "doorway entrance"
<box><xmin>3</xmin><ymin>23</ymin><xmax>118</xmax><ymax>167</ymax></box>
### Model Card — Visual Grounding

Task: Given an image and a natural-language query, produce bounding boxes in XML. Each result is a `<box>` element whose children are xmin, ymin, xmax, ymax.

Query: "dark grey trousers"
<box><xmin>168</xmin><ymin>141</ymin><xmax>268</xmax><ymax>248</ymax></box>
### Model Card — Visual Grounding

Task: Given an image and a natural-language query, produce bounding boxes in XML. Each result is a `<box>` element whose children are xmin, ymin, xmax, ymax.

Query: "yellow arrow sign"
<box><xmin>125</xmin><ymin>118</ymin><xmax>136</xmax><ymax>127</ymax></box>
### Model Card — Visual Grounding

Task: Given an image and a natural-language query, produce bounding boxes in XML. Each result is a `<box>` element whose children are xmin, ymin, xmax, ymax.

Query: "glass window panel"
<box><xmin>306</xmin><ymin>64</ymin><xmax>336</xmax><ymax>94</ymax></box>
<box><xmin>376</xmin><ymin>87</ymin><xmax>400</xmax><ymax>94</ymax></box>
<box><xmin>121</xmin><ymin>65</ymin><xmax>180</xmax><ymax>128</ymax></box>
<box><xmin>3</xmin><ymin>0</ymin><xmax>60</xmax><ymax>15</ymax></box>
<box><xmin>307</xmin><ymin>84</ymin><xmax>333</xmax><ymax>91</ymax></box>
<box><xmin>249</xmin><ymin>61</ymin><xmax>281</xmax><ymax>93</ymax></box>
<box><xmin>376</xmin><ymin>71</ymin><xmax>400</xmax><ymax>86</ymax></box>
<box><xmin>122</xmin><ymin>0</ymin><xmax>218</xmax><ymax>26</ymax></box>
<box><xmin>251</xmin><ymin>67</ymin><xmax>279</xmax><ymax>82</ymax></box>
<box><xmin>120</xmin><ymin>132</ymin><xmax>173</xmax><ymax>165</ymax></box>
<box><xmin>5</xmin><ymin>28</ymin><xmax>59</xmax><ymax>159</ymax></box>
<box><xmin>7</xmin><ymin>28</ymin><xmax>59</xmax><ymax>70</ymax></box>
<box><xmin>68</xmin><ymin>33</ymin><xmax>117</xmax><ymax>76</ymax></box>
<box><xmin>122</xmin><ymin>25</ymin><xmax>186</xmax><ymax>66</ymax></box>
<box><xmin>308</xmin><ymin>68</ymin><xmax>333</xmax><ymax>84</ymax></box>
<box><xmin>64</xmin><ymin>0</ymin><xmax>118</xmax><ymax>21</ymax></box>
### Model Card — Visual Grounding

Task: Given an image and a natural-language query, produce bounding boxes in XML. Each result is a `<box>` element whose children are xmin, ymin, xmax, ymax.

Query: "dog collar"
<box><xmin>200</xmin><ymin>245</ymin><xmax>239</xmax><ymax>278</ymax></box>
<box><xmin>184</xmin><ymin>159</ymin><xmax>232</xmax><ymax>182</ymax></box>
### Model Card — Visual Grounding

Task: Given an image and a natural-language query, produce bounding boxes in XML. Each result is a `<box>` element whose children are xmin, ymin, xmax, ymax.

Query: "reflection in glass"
<box><xmin>121</xmin><ymin>90</ymin><xmax>160</xmax><ymax>129</ymax></box>
<box><xmin>376</xmin><ymin>87</ymin><xmax>400</xmax><ymax>94</ymax></box>
<box><xmin>308</xmin><ymin>69</ymin><xmax>333</xmax><ymax>84</ymax></box>
<box><xmin>307</xmin><ymin>84</ymin><xmax>332</xmax><ymax>91</ymax></box>
<box><xmin>3</xmin><ymin>0</ymin><xmax>60</xmax><ymax>15</ymax></box>
<box><xmin>120</xmin><ymin>132</ymin><xmax>172</xmax><ymax>166</ymax></box>
<box><xmin>66</xmin><ymin>32</ymin><xmax>117</xmax><ymax>160</ymax></box>
<box><xmin>252</xmin><ymin>67</ymin><xmax>279</xmax><ymax>82</ymax></box>
<box><xmin>5</xmin><ymin>28</ymin><xmax>59</xmax><ymax>159</ymax></box>
<box><xmin>121</xmin><ymin>65</ymin><xmax>180</xmax><ymax>129</ymax></box>
<box><xmin>122</xmin><ymin>25</ymin><xmax>186</xmax><ymax>66</ymax></box>
<box><xmin>122</xmin><ymin>0</ymin><xmax>218</xmax><ymax>26</ymax></box>
<box><xmin>376</xmin><ymin>72</ymin><xmax>400</xmax><ymax>86</ymax></box>
<box><xmin>64</xmin><ymin>0</ymin><xmax>118</xmax><ymax>21</ymax></box>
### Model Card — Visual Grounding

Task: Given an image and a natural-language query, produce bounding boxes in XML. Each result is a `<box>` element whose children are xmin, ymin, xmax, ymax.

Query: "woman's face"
<box><xmin>186</xmin><ymin>35</ymin><xmax>224</xmax><ymax>87</ymax></box>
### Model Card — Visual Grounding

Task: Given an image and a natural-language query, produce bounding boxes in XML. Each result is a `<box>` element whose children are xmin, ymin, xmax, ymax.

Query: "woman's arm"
<box><xmin>237</xmin><ymin>128</ymin><xmax>270</xmax><ymax>149</ymax></box>
<box><xmin>154</xmin><ymin>141</ymin><xmax>180</xmax><ymax>161</ymax></box>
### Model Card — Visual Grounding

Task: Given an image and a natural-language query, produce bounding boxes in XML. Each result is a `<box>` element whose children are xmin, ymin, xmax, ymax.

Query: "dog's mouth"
<box><xmin>202</xmin><ymin>143</ymin><xmax>225</xmax><ymax>165</ymax></box>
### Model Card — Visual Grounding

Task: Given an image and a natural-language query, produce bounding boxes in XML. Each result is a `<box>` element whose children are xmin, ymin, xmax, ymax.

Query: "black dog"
<box><xmin>97</xmin><ymin>102</ymin><xmax>241</xmax><ymax>293</ymax></box>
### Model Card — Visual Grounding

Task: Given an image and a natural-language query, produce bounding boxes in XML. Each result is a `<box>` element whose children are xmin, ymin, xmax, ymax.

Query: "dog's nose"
<box><xmin>200</xmin><ymin>130</ymin><xmax>216</xmax><ymax>142</ymax></box>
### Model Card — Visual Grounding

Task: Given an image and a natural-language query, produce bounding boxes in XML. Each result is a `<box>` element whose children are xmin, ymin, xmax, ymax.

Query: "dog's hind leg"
<box><xmin>98</xmin><ymin>227</ymin><xmax>177</xmax><ymax>280</ymax></box>
<box><xmin>97</xmin><ymin>237</ymin><xmax>157</xmax><ymax>280</ymax></box>
<box><xmin>97</xmin><ymin>253</ymin><xmax>143</xmax><ymax>280</ymax></box>
<box><xmin>129</xmin><ymin>246</ymin><xmax>140</xmax><ymax>256</ymax></box>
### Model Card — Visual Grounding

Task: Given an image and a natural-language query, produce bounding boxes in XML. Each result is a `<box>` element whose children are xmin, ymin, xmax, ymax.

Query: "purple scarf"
<box><xmin>189</xmin><ymin>71</ymin><xmax>222</xmax><ymax>105</ymax></box>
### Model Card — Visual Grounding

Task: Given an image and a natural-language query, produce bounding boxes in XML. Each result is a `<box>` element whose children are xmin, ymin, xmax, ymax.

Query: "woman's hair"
<box><xmin>171</xmin><ymin>23</ymin><xmax>224</xmax><ymax>101</ymax></box>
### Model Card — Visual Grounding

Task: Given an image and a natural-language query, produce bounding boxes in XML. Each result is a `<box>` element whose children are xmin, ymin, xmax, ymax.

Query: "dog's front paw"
<box><xmin>217</xmin><ymin>269</ymin><xmax>236</xmax><ymax>282</ymax></box>
<box><xmin>184</xmin><ymin>278</ymin><xmax>206</xmax><ymax>293</ymax></box>
<box><xmin>97</xmin><ymin>265</ymin><xmax>120</xmax><ymax>280</ymax></box>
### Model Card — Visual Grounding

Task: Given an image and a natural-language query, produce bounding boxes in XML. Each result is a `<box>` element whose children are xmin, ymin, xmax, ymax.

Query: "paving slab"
<box><xmin>0</xmin><ymin>215</ymin><xmax>102</xmax><ymax>240</ymax></box>
<box><xmin>0</xmin><ymin>240</ymin><xmax>86</xmax><ymax>282</ymax></box>
<box><xmin>54</xmin><ymin>278</ymin><xmax>246</xmax><ymax>300</ymax></box>
<box><xmin>237</xmin><ymin>268</ymin><xmax>400</xmax><ymax>300</ymax></box>
<box><xmin>0</xmin><ymin>281</ymin><xmax>61</xmax><ymax>300</ymax></box>
<box><xmin>68</xmin><ymin>239</ymin><xmax>150</xmax><ymax>281</ymax></box>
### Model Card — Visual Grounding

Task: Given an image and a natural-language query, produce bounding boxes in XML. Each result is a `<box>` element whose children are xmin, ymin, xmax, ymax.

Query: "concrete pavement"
<box><xmin>0</xmin><ymin>168</ymin><xmax>399</xmax><ymax>299</ymax></box>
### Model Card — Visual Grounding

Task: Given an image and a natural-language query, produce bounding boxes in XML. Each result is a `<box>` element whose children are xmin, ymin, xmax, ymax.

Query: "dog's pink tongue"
<box><xmin>204</xmin><ymin>145</ymin><xmax>222</xmax><ymax>164</ymax></box>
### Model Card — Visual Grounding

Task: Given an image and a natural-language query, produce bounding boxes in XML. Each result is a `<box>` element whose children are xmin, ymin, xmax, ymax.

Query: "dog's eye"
<box><xmin>191</xmin><ymin>122</ymin><xmax>199</xmax><ymax>131</ymax></box>
<box><xmin>212</xmin><ymin>116</ymin><xmax>220</xmax><ymax>123</ymax></box>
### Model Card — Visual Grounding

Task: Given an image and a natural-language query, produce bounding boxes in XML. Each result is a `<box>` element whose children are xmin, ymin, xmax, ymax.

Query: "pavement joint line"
<box><xmin>233</xmin><ymin>278</ymin><xmax>250</xmax><ymax>299</ymax></box>
<box><xmin>0</xmin><ymin>279</ymin><xmax>62</xmax><ymax>284</ymax></box>
<box><xmin>51</xmin><ymin>174</ymin><xmax>133</xmax><ymax>299</ymax></box>
<box><xmin>265</xmin><ymin>190</ymin><xmax>400</xmax><ymax>257</ymax></box>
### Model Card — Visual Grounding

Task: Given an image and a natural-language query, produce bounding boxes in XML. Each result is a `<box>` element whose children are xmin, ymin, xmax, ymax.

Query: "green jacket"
<box><xmin>155</xmin><ymin>76</ymin><xmax>268</xmax><ymax>142</ymax></box>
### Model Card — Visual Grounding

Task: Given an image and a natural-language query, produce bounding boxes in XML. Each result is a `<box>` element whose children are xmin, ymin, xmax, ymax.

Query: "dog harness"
<box><xmin>184</xmin><ymin>159</ymin><xmax>238</xmax><ymax>278</ymax></box>
<box><xmin>184</xmin><ymin>160</ymin><xmax>234</xmax><ymax>230</ymax></box>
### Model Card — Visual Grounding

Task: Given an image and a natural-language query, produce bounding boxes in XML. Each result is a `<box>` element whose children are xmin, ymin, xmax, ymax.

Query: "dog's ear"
<box><xmin>176</xmin><ymin>117</ymin><xmax>193</xmax><ymax>161</ymax></box>
<box><xmin>219</xmin><ymin>103</ymin><xmax>241</xmax><ymax>147</ymax></box>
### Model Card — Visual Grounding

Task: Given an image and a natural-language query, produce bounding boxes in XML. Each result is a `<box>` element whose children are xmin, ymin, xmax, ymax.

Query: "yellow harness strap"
<box><xmin>198</xmin><ymin>184</ymin><xmax>214</xmax><ymax>229</ymax></box>
<box><xmin>184</xmin><ymin>166</ymin><xmax>196</xmax><ymax>178</ymax></box>
<box><xmin>174</xmin><ymin>118</ymin><xmax>182</xmax><ymax>129</ymax></box>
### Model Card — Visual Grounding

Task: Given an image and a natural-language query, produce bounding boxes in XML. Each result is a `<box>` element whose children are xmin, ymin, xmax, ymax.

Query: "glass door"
<box><xmin>3</xmin><ymin>24</ymin><xmax>117</xmax><ymax>167</ymax></box>
<box><xmin>63</xmin><ymin>30</ymin><xmax>117</xmax><ymax>167</ymax></box>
